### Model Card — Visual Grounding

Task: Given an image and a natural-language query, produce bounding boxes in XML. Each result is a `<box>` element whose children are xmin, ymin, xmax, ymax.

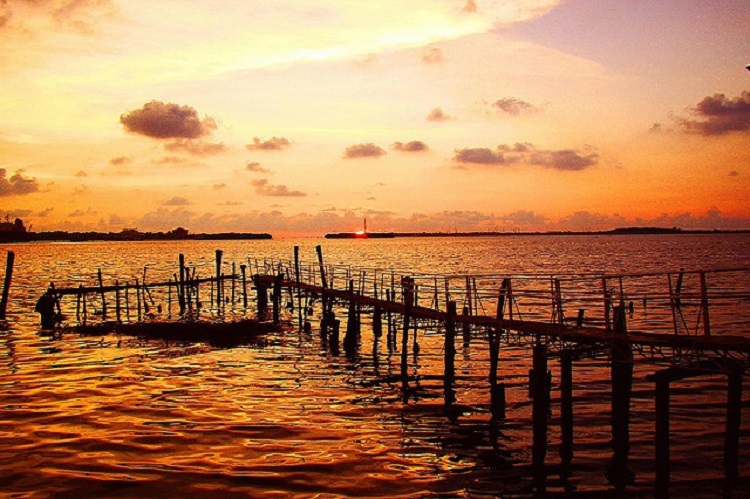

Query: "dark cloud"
<box><xmin>422</xmin><ymin>47</ymin><xmax>444</xmax><ymax>64</ymax></box>
<box><xmin>343</xmin><ymin>143</ymin><xmax>386</xmax><ymax>159</ymax></box>
<box><xmin>246</xmin><ymin>162</ymin><xmax>270</xmax><ymax>173</ymax></box>
<box><xmin>250</xmin><ymin>179</ymin><xmax>306</xmax><ymax>197</ymax></box>
<box><xmin>454</xmin><ymin>143</ymin><xmax>597</xmax><ymax>171</ymax></box>
<box><xmin>682</xmin><ymin>91</ymin><xmax>750</xmax><ymax>135</ymax></box>
<box><xmin>163</xmin><ymin>196</ymin><xmax>191</xmax><ymax>206</ymax></box>
<box><xmin>728</xmin><ymin>170</ymin><xmax>740</xmax><ymax>177</ymax></box>
<box><xmin>454</xmin><ymin>148</ymin><xmax>505</xmax><ymax>165</ymax></box>
<box><xmin>492</xmin><ymin>97</ymin><xmax>536</xmax><ymax>116</ymax></box>
<box><xmin>426</xmin><ymin>107</ymin><xmax>454</xmax><ymax>122</ymax></box>
<box><xmin>69</xmin><ymin>208</ymin><xmax>96</xmax><ymax>217</ymax></box>
<box><xmin>500</xmin><ymin>210</ymin><xmax>547</xmax><ymax>226</ymax></box>
<box><xmin>0</xmin><ymin>169</ymin><xmax>39</xmax><ymax>196</ymax></box>
<box><xmin>165</xmin><ymin>139</ymin><xmax>227</xmax><ymax>156</ymax></box>
<box><xmin>153</xmin><ymin>156</ymin><xmax>188</xmax><ymax>165</ymax></box>
<box><xmin>246</xmin><ymin>137</ymin><xmax>292</xmax><ymax>151</ymax></box>
<box><xmin>391</xmin><ymin>140</ymin><xmax>429</xmax><ymax>152</ymax></box>
<box><xmin>120</xmin><ymin>101</ymin><xmax>217</xmax><ymax>139</ymax></box>
<box><xmin>37</xmin><ymin>207</ymin><xmax>54</xmax><ymax>217</ymax></box>
<box><xmin>109</xmin><ymin>156</ymin><xmax>131</xmax><ymax>166</ymax></box>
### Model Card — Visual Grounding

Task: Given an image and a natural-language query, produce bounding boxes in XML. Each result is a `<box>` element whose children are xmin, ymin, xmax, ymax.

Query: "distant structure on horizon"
<box><xmin>325</xmin><ymin>218</ymin><xmax>395</xmax><ymax>239</ymax></box>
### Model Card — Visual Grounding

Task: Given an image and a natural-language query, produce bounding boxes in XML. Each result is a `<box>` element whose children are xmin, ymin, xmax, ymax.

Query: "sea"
<box><xmin>0</xmin><ymin>234</ymin><xmax>749</xmax><ymax>498</ymax></box>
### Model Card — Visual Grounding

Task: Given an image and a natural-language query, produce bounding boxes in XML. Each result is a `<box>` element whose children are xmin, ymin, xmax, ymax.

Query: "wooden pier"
<box><xmin>42</xmin><ymin>246</ymin><xmax>750</xmax><ymax>496</ymax></box>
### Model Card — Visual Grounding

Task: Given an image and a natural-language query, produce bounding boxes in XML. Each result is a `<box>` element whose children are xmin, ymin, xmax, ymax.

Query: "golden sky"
<box><xmin>1</xmin><ymin>0</ymin><xmax>749</xmax><ymax>235</ymax></box>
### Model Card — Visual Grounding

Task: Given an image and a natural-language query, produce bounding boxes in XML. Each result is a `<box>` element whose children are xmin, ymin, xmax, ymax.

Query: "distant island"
<box><xmin>0</xmin><ymin>222</ymin><xmax>271</xmax><ymax>243</ymax></box>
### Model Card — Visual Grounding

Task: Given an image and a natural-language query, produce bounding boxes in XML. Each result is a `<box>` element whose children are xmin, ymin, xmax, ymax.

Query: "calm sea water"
<box><xmin>0</xmin><ymin>234</ymin><xmax>748</xmax><ymax>498</ymax></box>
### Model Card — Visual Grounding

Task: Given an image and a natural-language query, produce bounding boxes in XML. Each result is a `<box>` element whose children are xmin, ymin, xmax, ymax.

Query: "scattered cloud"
<box><xmin>109</xmin><ymin>156</ymin><xmax>131</xmax><ymax>166</ymax></box>
<box><xmin>165</xmin><ymin>139</ymin><xmax>227</xmax><ymax>156</ymax></box>
<box><xmin>681</xmin><ymin>91</ymin><xmax>750</xmax><ymax>135</ymax></box>
<box><xmin>343</xmin><ymin>143</ymin><xmax>386</xmax><ymax>159</ymax></box>
<box><xmin>391</xmin><ymin>140</ymin><xmax>429</xmax><ymax>152</ymax></box>
<box><xmin>462</xmin><ymin>0</ymin><xmax>477</xmax><ymax>13</ymax></box>
<box><xmin>37</xmin><ymin>208</ymin><xmax>54</xmax><ymax>217</ymax></box>
<box><xmin>246</xmin><ymin>162</ymin><xmax>270</xmax><ymax>173</ymax></box>
<box><xmin>213</xmin><ymin>183</ymin><xmax>227</xmax><ymax>190</ymax></box>
<box><xmin>0</xmin><ymin>169</ymin><xmax>39</xmax><ymax>196</ymax></box>
<box><xmin>74</xmin><ymin>170</ymin><xmax>87</xmax><ymax>177</ymax></box>
<box><xmin>163</xmin><ymin>196</ymin><xmax>191</xmax><ymax>206</ymax></box>
<box><xmin>251</xmin><ymin>178</ymin><xmax>306</xmax><ymax>197</ymax></box>
<box><xmin>454</xmin><ymin>143</ymin><xmax>598</xmax><ymax>171</ymax></box>
<box><xmin>0</xmin><ymin>0</ymin><xmax>116</xmax><ymax>36</ymax></box>
<box><xmin>422</xmin><ymin>47</ymin><xmax>444</xmax><ymax>64</ymax></box>
<box><xmin>426</xmin><ymin>107</ymin><xmax>454</xmax><ymax>122</ymax></box>
<box><xmin>69</xmin><ymin>208</ymin><xmax>96</xmax><ymax>217</ymax></box>
<box><xmin>120</xmin><ymin>101</ymin><xmax>217</xmax><ymax>140</ymax></box>
<box><xmin>492</xmin><ymin>97</ymin><xmax>537</xmax><ymax>116</ymax></box>
<box><xmin>500</xmin><ymin>210</ymin><xmax>547</xmax><ymax>225</ymax></box>
<box><xmin>728</xmin><ymin>170</ymin><xmax>740</xmax><ymax>177</ymax></box>
<box><xmin>246</xmin><ymin>136</ymin><xmax>292</xmax><ymax>151</ymax></box>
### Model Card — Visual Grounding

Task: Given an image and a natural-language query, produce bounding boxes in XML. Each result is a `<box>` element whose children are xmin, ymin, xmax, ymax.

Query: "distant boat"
<box><xmin>324</xmin><ymin>218</ymin><xmax>395</xmax><ymax>239</ymax></box>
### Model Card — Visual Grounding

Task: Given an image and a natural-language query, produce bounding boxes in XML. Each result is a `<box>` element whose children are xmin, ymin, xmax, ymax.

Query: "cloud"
<box><xmin>422</xmin><ymin>47</ymin><xmax>444</xmax><ymax>64</ymax></box>
<box><xmin>454</xmin><ymin>147</ymin><xmax>505</xmax><ymax>165</ymax></box>
<box><xmin>163</xmin><ymin>196</ymin><xmax>191</xmax><ymax>206</ymax></box>
<box><xmin>75</xmin><ymin>170</ymin><xmax>87</xmax><ymax>177</ymax></box>
<box><xmin>250</xmin><ymin>178</ymin><xmax>306</xmax><ymax>197</ymax></box>
<box><xmin>492</xmin><ymin>97</ymin><xmax>537</xmax><ymax>116</ymax></box>
<box><xmin>0</xmin><ymin>0</ymin><xmax>116</xmax><ymax>36</ymax></box>
<box><xmin>426</xmin><ymin>107</ymin><xmax>454</xmax><ymax>122</ymax></box>
<box><xmin>246</xmin><ymin>162</ymin><xmax>270</xmax><ymax>173</ymax></box>
<box><xmin>681</xmin><ymin>91</ymin><xmax>750</xmax><ymax>135</ymax></box>
<box><xmin>500</xmin><ymin>210</ymin><xmax>547</xmax><ymax>225</ymax></box>
<box><xmin>454</xmin><ymin>143</ymin><xmax>597</xmax><ymax>171</ymax></box>
<box><xmin>120</xmin><ymin>101</ymin><xmax>217</xmax><ymax>139</ymax></box>
<box><xmin>0</xmin><ymin>169</ymin><xmax>39</xmax><ymax>196</ymax></box>
<box><xmin>343</xmin><ymin>143</ymin><xmax>387</xmax><ymax>159</ymax></box>
<box><xmin>213</xmin><ymin>183</ymin><xmax>227</xmax><ymax>190</ymax></box>
<box><xmin>165</xmin><ymin>139</ymin><xmax>227</xmax><ymax>156</ymax></box>
<box><xmin>463</xmin><ymin>0</ymin><xmax>478</xmax><ymax>13</ymax></box>
<box><xmin>391</xmin><ymin>140</ymin><xmax>429</xmax><ymax>152</ymax></box>
<box><xmin>109</xmin><ymin>156</ymin><xmax>131</xmax><ymax>166</ymax></box>
<box><xmin>728</xmin><ymin>170</ymin><xmax>740</xmax><ymax>177</ymax></box>
<box><xmin>246</xmin><ymin>137</ymin><xmax>292</xmax><ymax>151</ymax></box>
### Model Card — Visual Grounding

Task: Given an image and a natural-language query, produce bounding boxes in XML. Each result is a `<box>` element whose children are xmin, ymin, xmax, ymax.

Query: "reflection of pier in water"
<box><xmin>45</xmin><ymin>246</ymin><xmax>750</xmax><ymax>496</ymax></box>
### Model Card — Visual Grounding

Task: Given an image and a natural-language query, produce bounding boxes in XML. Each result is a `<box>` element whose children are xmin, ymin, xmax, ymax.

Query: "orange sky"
<box><xmin>1</xmin><ymin>0</ymin><xmax>748</xmax><ymax>236</ymax></box>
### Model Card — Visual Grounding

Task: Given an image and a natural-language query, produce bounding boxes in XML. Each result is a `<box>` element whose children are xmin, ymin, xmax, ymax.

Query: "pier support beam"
<box><xmin>560</xmin><ymin>349</ymin><xmax>574</xmax><ymax>466</ymax></box>
<box><xmin>531</xmin><ymin>340</ymin><xmax>549</xmax><ymax>493</ymax></box>
<box><xmin>444</xmin><ymin>301</ymin><xmax>457</xmax><ymax>407</ymax></box>
<box><xmin>607</xmin><ymin>306</ymin><xmax>635</xmax><ymax>490</ymax></box>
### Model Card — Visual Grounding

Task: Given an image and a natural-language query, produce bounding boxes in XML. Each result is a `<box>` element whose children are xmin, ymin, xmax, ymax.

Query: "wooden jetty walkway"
<box><xmin>41</xmin><ymin>246</ymin><xmax>750</xmax><ymax>497</ymax></box>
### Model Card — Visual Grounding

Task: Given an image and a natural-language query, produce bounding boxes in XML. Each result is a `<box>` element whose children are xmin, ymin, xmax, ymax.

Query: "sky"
<box><xmin>1</xmin><ymin>0</ymin><xmax>749</xmax><ymax>236</ymax></box>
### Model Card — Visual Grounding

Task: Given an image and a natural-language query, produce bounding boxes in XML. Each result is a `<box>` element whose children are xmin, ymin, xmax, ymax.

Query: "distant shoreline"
<box><xmin>326</xmin><ymin>227</ymin><xmax>750</xmax><ymax>238</ymax></box>
<box><xmin>0</xmin><ymin>226</ymin><xmax>748</xmax><ymax>243</ymax></box>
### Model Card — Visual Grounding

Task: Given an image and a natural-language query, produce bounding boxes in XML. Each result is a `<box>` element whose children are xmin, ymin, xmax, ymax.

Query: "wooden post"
<box><xmin>98</xmin><ymin>269</ymin><xmax>107</xmax><ymax>321</ymax></box>
<box><xmin>272</xmin><ymin>273</ymin><xmax>283</xmax><ymax>325</ymax></box>
<box><xmin>215</xmin><ymin>249</ymin><xmax>223</xmax><ymax>311</ymax></box>
<box><xmin>178</xmin><ymin>254</ymin><xmax>186</xmax><ymax>315</ymax></box>
<box><xmin>489</xmin><ymin>325</ymin><xmax>504</xmax><ymax>419</ymax></box>
<box><xmin>444</xmin><ymin>300</ymin><xmax>457</xmax><ymax>406</ymax></box>
<box><xmin>329</xmin><ymin>319</ymin><xmax>340</xmax><ymax>356</ymax></box>
<box><xmin>607</xmin><ymin>305</ymin><xmax>635</xmax><ymax>490</ymax></box>
<box><xmin>401</xmin><ymin>277</ymin><xmax>414</xmax><ymax>383</ymax></box>
<box><xmin>560</xmin><ymin>349</ymin><xmax>574</xmax><ymax>466</ymax></box>
<box><xmin>115</xmin><ymin>280</ymin><xmax>121</xmax><ymax>323</ymax></box>
<box><xmin>386</xmin><ymin>289</ymin><xmax>394</xmax><ymax>352</ymax></box>
<box><xmin>531</xmin><ymin>341</ymin><xmax>549</xmax><ymax>493</ymax></box>
<box><xmin>0</xmin><ymin>250</ymin><xmax>14</xmax><ymax>320</ymax></box>
<box><xmin>654</xmin><ymin>375</ymin><xmax>670</xmax><ymax>497</ymax></box>
<box><xmin>240</xmin><ymin>264</ymin><xmax>248</xmax><ymax>308</ymax></box>
<box><xmin>231</xmin><ymin>262</ymin><xmax>236</xmax><ymax>310</ymax></box>
<box><xmin>601</xmin><ymin>276</ymin><xmax>610</xmax><ymax>331</ymax></box>
<box><xmin>345</xmin><ymin>280</ymin><xmax>358</xmax><ymax>352</ymax></box>
<box><xmin>135</xmin><ymin>278</ymin><xmax>142</xmax><ymax>322</ymax></box>
<box><xmin>294</xmin><ymin>246</ymin><xmax>302</xmax><ymax>328</ymax></box>
<box><xmin>373</xmin><ymin>307</ymin><xmax>382</xmax><ymax>338</ymax></box>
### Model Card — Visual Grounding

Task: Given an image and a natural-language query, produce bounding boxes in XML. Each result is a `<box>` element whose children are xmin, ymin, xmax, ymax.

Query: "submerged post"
<box><xmin>240</xmin><ymin>264</ymin><xmax>248</xmax><ymax>308</ymax></box>
<box><xmin>178</xmin><ymin>254</ymin><xmax>186</xmax><ymax>315</ymax></box>
<box><xmin>98</xmin><ymin>269</ymin><xmax>107</xmax><ymax>321</ymax></box>
<box><xmin>0</xmin><ymin>250</ymin><xmax>14</xmax><ymax>321</ymax></box>
<box><xmin>215</xmin><ymin>249</ymin><xmax>223</xmax><ymax>311</ymax></box>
